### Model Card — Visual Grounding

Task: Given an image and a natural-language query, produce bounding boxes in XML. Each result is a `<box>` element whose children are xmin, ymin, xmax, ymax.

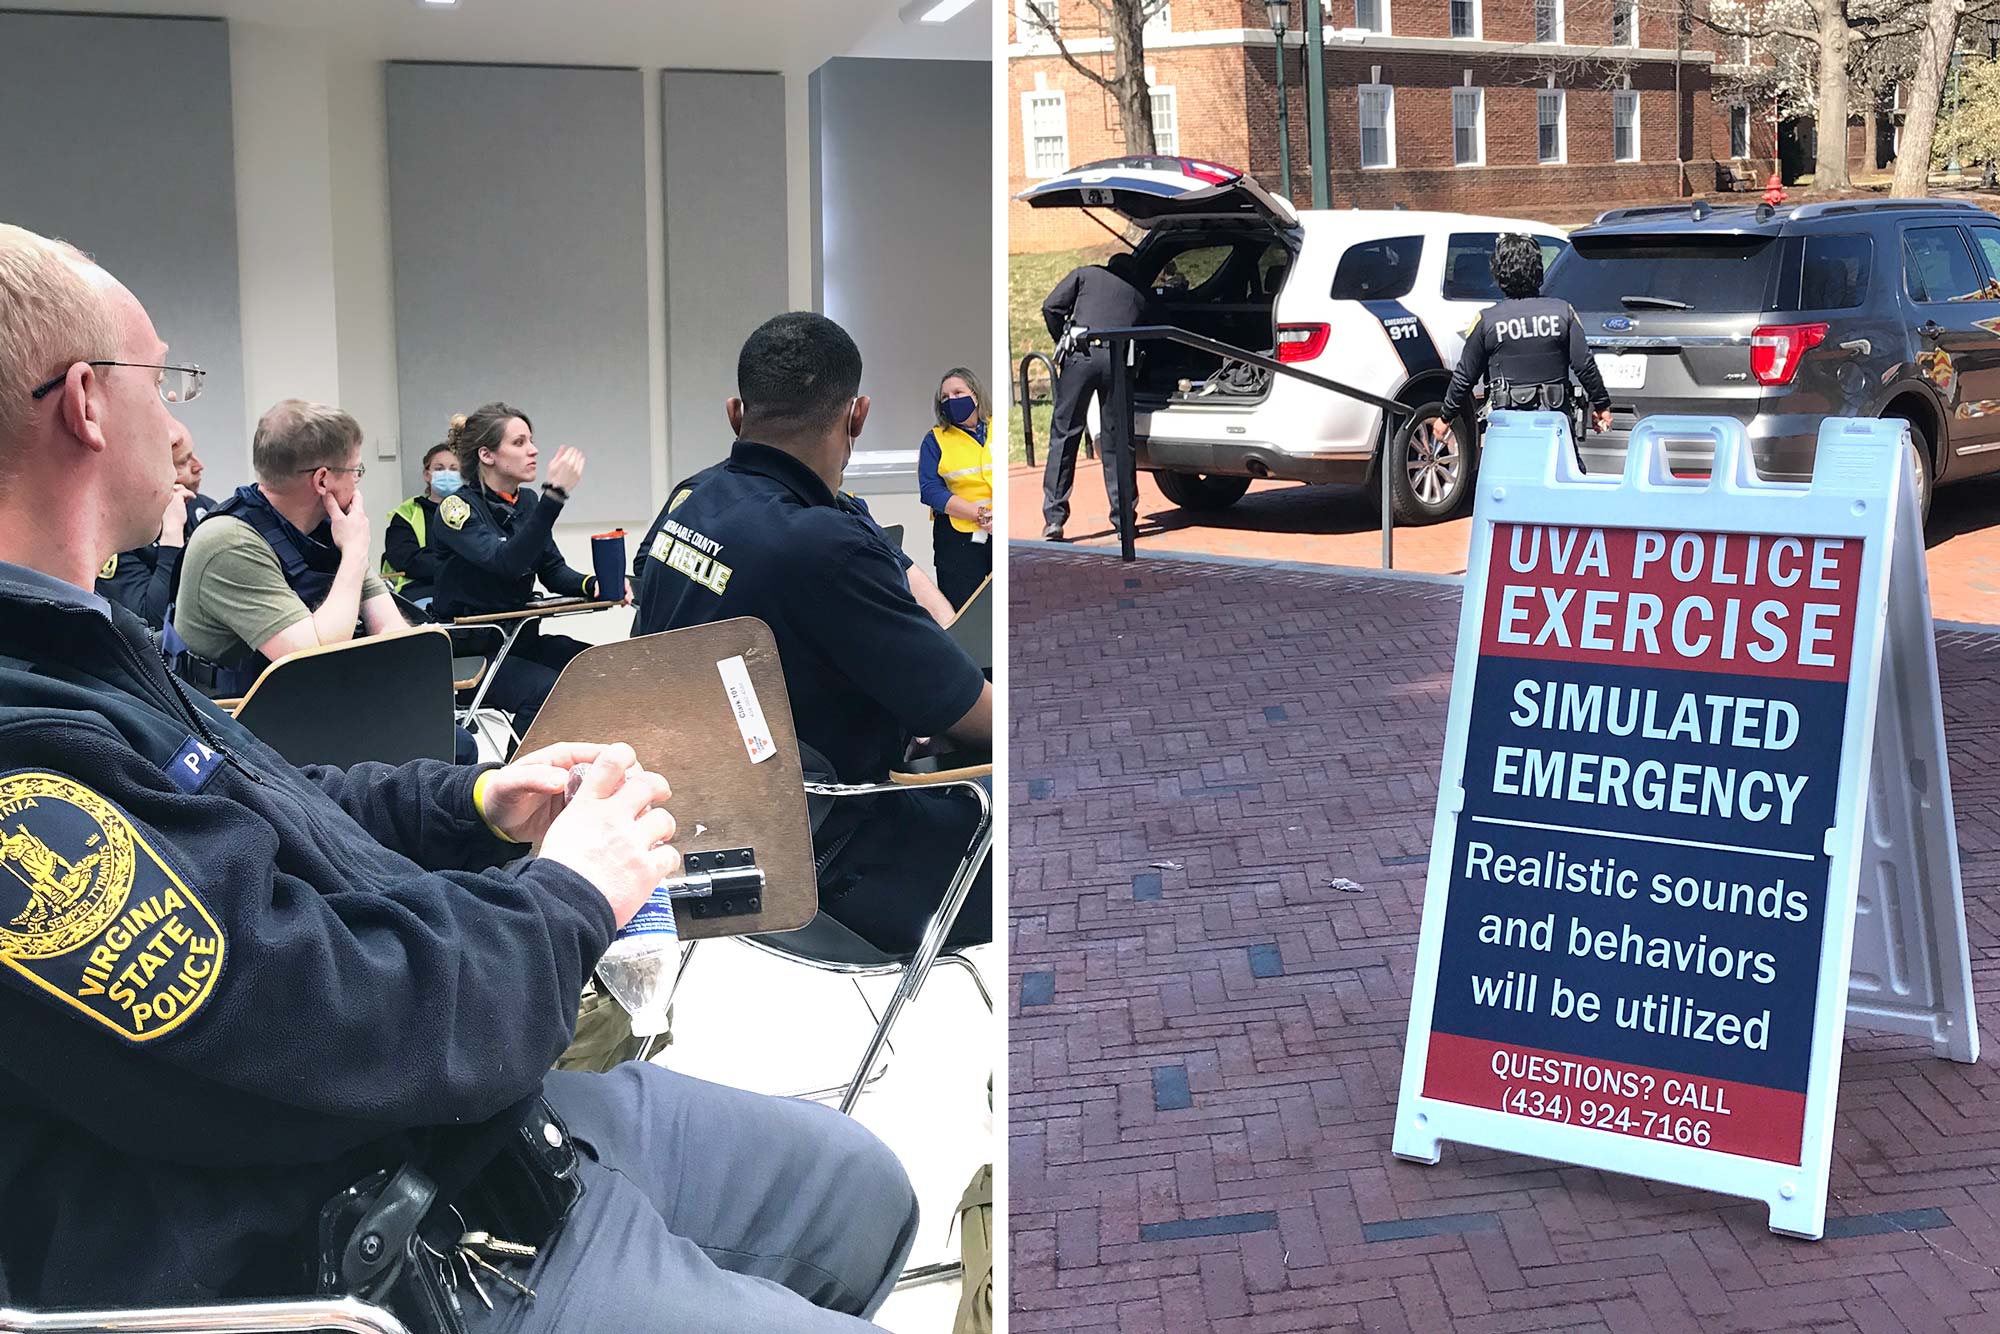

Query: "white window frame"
<box><xmin>1449</xmin><ymin>0</ymin><xmax>1481</xmax><ymax>40</ymax></box>
<box><xmin>1358</xmin><ymin>83</ymin><xmax>1396</xmax><ymax>169</ymax></box>
<box><xmin>1735</xmin><ymin>35</ymin><xmax>1752</xmax><ymax>64</ymax></box>
<box><xmin>1613</xmin><ymin>89</ymin><xmax>1641</xmax><ymax>162</ymax></box>
<box><xmin>1149</xmin><ymin>83</ymin><xmax>1179</xmax><ymax>157</ymax></box>
<box><xmin>1353</xmin><ymin>0</ymin><xmax>1390</xmax><ymax>35</ymax></box>
<box><xmin>1537</xmin><ymin>89</ymin><xmax>1567</xmax><ymax>164</ymax></box>
<box><xmin>1452</xmin><ymin>87</ymin><xmax>1485</xmax><ymax>167</ymax></box>
<box><xmin>1021</xmin><ymin>89</ymin><xmax>1070</xmax><ymax>178</ymax></box>
<box><xmin>1143</xmin><ymin>1</ymin><xmax>1170</xmax><ymax>39</ymax></box>
<box><xmin>1612</xmin><ymin>0</ymin><xmax>1638</xmax><ymax>47</ymax></box>
<box><xmin>1729</xmin><ymin>103</ymin><xmax>1750</xmax><ymax>159</ymax></box>
<box><xmin>1533</xmin><ymin>0</ymin><xmax>1562</xmax><ymax>43</ymax></box>
<box><xmin>1014</xmin><ymin>0</ymin><xmax>1059</xmax><ymax>46</ymax></box>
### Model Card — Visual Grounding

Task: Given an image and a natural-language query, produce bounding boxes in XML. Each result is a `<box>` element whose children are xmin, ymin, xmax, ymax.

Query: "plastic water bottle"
<box><xmin>596</xmin><ymin>886</ymin><xmax>679</xmax><ymax>1037</ymax></box>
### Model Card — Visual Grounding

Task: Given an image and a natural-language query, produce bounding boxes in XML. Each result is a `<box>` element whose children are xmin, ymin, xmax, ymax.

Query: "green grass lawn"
<box><xmin>1008</xmin><ymin>244</ymin><xmax>1119</xmax><ymax>464</ymax></box>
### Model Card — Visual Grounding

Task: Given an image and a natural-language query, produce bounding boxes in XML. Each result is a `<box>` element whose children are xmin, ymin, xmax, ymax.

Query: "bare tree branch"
<box><xmin>1022</xmin><ymin>0</ymin><xmax>1117</xmax><ymax>95</ymax></box>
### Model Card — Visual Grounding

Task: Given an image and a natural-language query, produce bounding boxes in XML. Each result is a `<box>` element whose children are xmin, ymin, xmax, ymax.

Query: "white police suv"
<box><xmin>1018</xmin><ymin>156</ymin><xmax>1567</xmax><ymax>523</ymax></box>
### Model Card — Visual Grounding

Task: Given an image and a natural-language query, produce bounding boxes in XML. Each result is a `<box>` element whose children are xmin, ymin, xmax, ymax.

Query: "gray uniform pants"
<box><xmin>463</xmin><ymin>1062</ymin><xmax>919</xmax><ymax>1330</ymax></box>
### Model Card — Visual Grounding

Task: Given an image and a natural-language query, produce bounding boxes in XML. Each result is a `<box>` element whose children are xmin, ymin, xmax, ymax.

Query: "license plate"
<box><xmin>1595</xmin><ymin>353</ymin><xmax>1646</xmax><ymax>390</ymax></box>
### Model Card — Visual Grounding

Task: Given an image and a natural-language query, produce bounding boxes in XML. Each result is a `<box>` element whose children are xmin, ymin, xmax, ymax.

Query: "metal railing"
<box><xmin>1076</xmin><ymin>325</ymin><xmax>1417</xmax><ymax>566</ymax></box>
<box><xmin>1016</xmin><ymin>350</ymin><xmax>1092</xmax><ymax>469</ymax></box>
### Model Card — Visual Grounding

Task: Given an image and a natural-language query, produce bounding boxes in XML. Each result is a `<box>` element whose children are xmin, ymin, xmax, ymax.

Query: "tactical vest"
<box><xmin>931</xmin><ymin>423</ymin><xmax>993</xmax><ymax>534</ymax></box>
<box><xmin>173</xmin><ymin>486</ymin><xmax>345</xmax><ymax>694</ymax></box>
<box><xmin>381</xmin><ymin>495</ymin><xmax>430</xmax><ymax>592</ymax></box>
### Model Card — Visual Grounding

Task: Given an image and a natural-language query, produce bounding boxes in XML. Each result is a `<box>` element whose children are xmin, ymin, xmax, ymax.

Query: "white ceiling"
<box><xmin>1</xmin><ymin>0</ymin><xmax>992</xmax><ymax>72</ymax></box>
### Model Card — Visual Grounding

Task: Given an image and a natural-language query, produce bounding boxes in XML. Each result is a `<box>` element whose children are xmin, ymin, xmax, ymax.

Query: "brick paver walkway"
<box><xmin>1008</xmin><ymin>545</ymin><xmax>2000</xmax><ymax>1333</ymax></box>
<box><xmin>1009</xmin><ymin>462</ymin><xmax>2000</xmax><ymax>625</ymax></box>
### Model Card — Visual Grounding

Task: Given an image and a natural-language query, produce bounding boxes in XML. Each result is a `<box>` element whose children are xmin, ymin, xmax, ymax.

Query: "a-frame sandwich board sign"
<box><xmin>1392</xmin><ymin>413</ymin><xmax>1976</xmax><ymax>1240</ymax></box>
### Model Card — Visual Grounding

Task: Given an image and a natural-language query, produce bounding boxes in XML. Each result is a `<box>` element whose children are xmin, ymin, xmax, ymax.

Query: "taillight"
<box><xmin>1276</xmin><ymin>323</ymin><xmax>1331</xmax><ymax>363</ymax></box>
<box><xmin>1749</xmin><ymin>322</ymin><xmax>1828</xmax><ymax>386</ymax></box>
<box><xmin>1180</xmin><ymin>158</ymin><xmax>1241</xmax><ymax>185</ymax></box>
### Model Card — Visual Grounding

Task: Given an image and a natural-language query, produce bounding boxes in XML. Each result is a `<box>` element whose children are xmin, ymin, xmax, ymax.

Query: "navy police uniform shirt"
<box><xmin>1440</xmin><ymin>296</ymin><xmax>1612</xmax><ymax>420</ymax></box>
<box><xmin>0</xmin><ymin>563</ymin><xmax>611</xmax><ymax>1306</ymax></box>
<box><xmin>96</xmin><ymin>492</ymin><xmax>217</xmax><ymax>629</ymax></box>
<box><xmin>431</xmin><ymin>477</ymin><xmax>595</xmax><ymax>619</ymax></box>
<box><xmin>632</xmin><ymin>442</ymin><xmax>983</xmax><ymax>783</ymax></box>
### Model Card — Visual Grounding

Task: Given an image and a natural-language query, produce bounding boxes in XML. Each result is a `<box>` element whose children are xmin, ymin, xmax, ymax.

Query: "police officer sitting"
<box><xmin>1436</xmin><ymin>233</ymin><xmax>1613</xmax><ymax>454</ymax></box>
<box><xmin>95</xmin><ymin>417</ymin><xmax>215</xmax><ymax>628</ymax></box>
<box><xmin>380</xmin><ymin>441</ymin><xmax>462</xmax><ymax>609</ymax></box>
<box><xmin>1040</xmin><ymin>250</ymin><xmax>1150</xmax><ymax>541</ymax></box>
<box><xmin>637</xmin><ymin>466</ymin><xmax>958</xmax><ymax>628</ymax></box>
<box><xmin>634</xmin><ymin>312</ymin><xmax>993</xmax><ymax>953</ymax></box>
<box><xmin>433</xmin><ymin>404</ymin><xmax>616</xmax><ymax>740</ymax></box>
<box><xmin>172</xmin><ymin>399</ymin><xmax>404</xmax><ymax>697</ymax></box>
<box><xmin>0</xmin><ymin>221</ymin><xmax>919</xmax><ymax>1332</ymax></box>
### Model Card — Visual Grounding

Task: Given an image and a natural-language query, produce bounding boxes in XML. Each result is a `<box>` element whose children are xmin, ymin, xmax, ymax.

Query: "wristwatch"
<box><xmin>543</xmin><ymin>484</ymin><xmax>570</xmax><ymax>502</ymax></box>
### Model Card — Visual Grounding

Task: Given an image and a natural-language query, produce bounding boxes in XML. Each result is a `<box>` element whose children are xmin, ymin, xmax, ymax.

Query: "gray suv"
<box><xmin>1546</xmin><ymin>197</ymin><xmax>2000</xmax><ymax>519</ymax></box>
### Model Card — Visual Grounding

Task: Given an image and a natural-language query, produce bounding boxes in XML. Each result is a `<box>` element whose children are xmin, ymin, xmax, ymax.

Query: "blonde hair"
<box><xmin>935</xmin><ymin>366</ymin><xmax>990</xmax><ymax>430</ymax></box>
<box><xmin>0</xmin><ymin>224</ymin><xmax>119</xmax><ymax>446</ymax></box>
<box><xmin>252</xmin><ymin>399</ymin><xmax>363</xmax><ymax>482</ymax></box>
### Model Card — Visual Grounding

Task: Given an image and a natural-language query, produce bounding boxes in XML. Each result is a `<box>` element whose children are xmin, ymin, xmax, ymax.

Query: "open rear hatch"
<box><xmin>1014</xmin><ymin>155</ymin><xmax>1300</xmax><ymax>229</ymax></box>
<box><xmin>1018</xmin><ymin>158</ymin><xmax>1300</xmax><ymax>406</ymax></box>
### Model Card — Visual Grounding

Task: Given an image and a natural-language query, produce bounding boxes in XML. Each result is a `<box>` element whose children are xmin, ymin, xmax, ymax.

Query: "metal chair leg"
<box><xmin>631</xmin><ymin>940</ymin><xmax>701</xmax><ymax>1065</ymax></box>
<box><xmin>937</xmin><ymin>951</ymin><xmax>993</xmax><ymax>1012</ymax></box>
<box><xmin>895</xmin><ymin>1260</ymin><xmax>964</xmax><ymax>1289</ymax></box>
<box><xmin>785</xmin><ymin>977</ymin><xmax>895</xmax><ymax>1102</ymax></box>
<box><xmin>837</xmin><ymin>785</ymin><xmax>992</xmax><ymax>1115</ymax></box>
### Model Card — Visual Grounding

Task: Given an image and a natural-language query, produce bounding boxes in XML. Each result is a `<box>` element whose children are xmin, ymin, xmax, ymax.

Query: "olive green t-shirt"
<box><xmin>173</xmin><ymin>516</ymin><xmax>387</xmax><ymax>663</ymax></box>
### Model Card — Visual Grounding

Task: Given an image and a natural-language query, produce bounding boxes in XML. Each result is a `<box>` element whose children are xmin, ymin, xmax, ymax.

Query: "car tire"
<box><xmin>1156</xmin><ymin>470</ymin><xmax>1252</xmax><ymax>512</ymax></box>
<box><xmin>1388</xmin><ymin>400</ymin><xmax>1477</xmax><ymax>526</ymax></box>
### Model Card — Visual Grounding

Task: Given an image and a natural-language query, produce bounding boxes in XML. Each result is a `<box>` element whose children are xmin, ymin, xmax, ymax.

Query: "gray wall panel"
<box><xmin>661</xmin><ymin>70</ymin><xmax>789</xmax><ymax>484</ymax></box>
<box><xmin>0</xmin><ymin>13</ymin><xmax>246</xmax><ymax>476</ymax></box>
<box><xmin>812</xmin><ymin>58</ymin><xmax>990</xmax><ymax>493</ymax></box>
<box><xmin>386</xmin><ymin>63</ymin><xmax>650</xmax><ymax>527</ymax></box>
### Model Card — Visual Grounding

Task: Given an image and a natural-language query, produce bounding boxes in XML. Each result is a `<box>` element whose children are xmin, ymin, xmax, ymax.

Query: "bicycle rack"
<box><xmin>1016</xmin><ymin>349</ymin><xmax>1093</xmax><ymax>469</ymax></box>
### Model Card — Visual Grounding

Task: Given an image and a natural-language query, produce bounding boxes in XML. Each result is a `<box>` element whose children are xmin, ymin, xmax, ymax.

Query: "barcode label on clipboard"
<box><xmin>717</xmin><ymin>655</ymin><xmax>777</xmax><ymax>764</ymax></box>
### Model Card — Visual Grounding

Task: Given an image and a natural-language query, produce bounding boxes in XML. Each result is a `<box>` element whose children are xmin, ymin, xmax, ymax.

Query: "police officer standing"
<box><xmin>96</xmin><ymin>418</ymin><xmax>215</xmax><ymax>628</ymax></box>
<box><xmin>0</xmin><ymin>221</ymin><xmax>920</xmax><ymax>1332</ymax></box>
<box><xmin>1436</xmin><ymin>233</ymin><xmax>1613</xmax><ymax>455</ymax></box>
<box><xmin>634</xmin><ymin>312</ymin><xmax>993</xmax><ymax>954</ymax></box>
<box><xmin>1040</xmin><ymin>250</ymin><xmax>1150</xmax><ymax>541</ymax></box>
<box><xmin>433</xmin><ymin>403</ymin><xmax>617</xmax><ymax>738</ymax></box>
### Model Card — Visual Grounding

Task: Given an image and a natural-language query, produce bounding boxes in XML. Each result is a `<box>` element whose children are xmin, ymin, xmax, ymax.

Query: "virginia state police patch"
<box><xmin>0</xmin><ymin>772</ymin><xmax>224</xmax><ymax>1041</ymax></box>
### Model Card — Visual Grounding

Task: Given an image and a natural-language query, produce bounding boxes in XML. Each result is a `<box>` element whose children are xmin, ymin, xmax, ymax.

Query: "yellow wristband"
<box><xmin>470</xmin><ymin>769</ymin><xmax>515</xmax><ymax>843</ymax></box>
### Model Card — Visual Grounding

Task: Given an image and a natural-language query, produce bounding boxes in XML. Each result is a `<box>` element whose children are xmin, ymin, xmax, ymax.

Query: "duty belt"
<box><xmin>1489</xmin><ymin>379</ymin><xmax>1571</xmax><ymax>412</ymax></box>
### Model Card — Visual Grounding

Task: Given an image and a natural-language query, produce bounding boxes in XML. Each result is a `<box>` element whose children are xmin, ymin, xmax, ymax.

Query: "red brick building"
<box><xmin>1010</xmin><ymin>0</ymin><xmax>1797</xmax><ymax>251</ymax></box>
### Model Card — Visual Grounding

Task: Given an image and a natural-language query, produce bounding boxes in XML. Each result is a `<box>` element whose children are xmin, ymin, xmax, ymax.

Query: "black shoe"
<box><xmin>1041</xmin><ymin>524</ymin><xmax>1066</xmax><ymax>542</ymax></box>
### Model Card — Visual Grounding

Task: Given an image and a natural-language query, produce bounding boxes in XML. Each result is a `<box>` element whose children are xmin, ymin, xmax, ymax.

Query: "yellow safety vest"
<box><xmin>381</xmin><ymin>495</ymin><xmax>428</xmax><ymax>591</ymax></box>
<box><xmin>932</xmin><ymin>423</ymin><xmax>993</xmax><ymax>534</ymax></box>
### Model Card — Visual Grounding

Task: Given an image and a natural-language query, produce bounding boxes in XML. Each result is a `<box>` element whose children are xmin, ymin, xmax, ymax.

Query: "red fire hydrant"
<box><xmin>1762</xmin><ymin>173</ymin><xmax>1787</xmax><ymax>207</ymax></box>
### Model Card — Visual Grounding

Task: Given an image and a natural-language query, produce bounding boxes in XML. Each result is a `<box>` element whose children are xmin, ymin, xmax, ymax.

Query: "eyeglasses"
<box><xmin>30</xmin><ymin>362</ymin><xmax>205</xmax><ymax>405</ymax></box>
<box><xmin>298</xmin><ymin>464</ymin><xmax>368</xmax><ymax>480</ymax></box>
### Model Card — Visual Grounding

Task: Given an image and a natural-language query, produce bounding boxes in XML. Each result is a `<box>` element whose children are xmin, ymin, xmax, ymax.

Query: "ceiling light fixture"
<box><xmin>899</xmin><ymin>0</ymin><xmax>977</xmax><ymax>22</ymax></box>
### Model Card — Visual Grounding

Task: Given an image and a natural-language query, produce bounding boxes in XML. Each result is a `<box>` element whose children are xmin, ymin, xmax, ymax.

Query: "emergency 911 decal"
<box><xmin>1419</xmin><ymin>523</ymin><xmax>1858</xmax><ymax>1165</ymax></box>
<box><xmin>0</xmin><ymin>772</ymin><xmax>224</xmax><ymax>1041</ymax></box>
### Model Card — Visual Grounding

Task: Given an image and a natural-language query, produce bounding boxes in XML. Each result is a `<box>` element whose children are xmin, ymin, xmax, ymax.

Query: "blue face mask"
<box><xmin>942</xmin><ymin>395</ymin><xmax>978</xmax><ymax>426</ymax></box>
<box><xmin>430</xmin><ymin>469</ymin><xmax>463</xmax><ymax>497</ymax></box>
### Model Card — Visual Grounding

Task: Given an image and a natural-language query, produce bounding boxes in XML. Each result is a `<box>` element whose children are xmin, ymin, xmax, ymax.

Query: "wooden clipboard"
<box><xmin>516</xmin><ymin>617</ymin><xmax>817</xmax><ymax>940</ymax></box>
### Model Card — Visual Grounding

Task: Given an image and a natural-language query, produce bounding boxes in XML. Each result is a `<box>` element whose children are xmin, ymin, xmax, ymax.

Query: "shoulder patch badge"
<box><xmin>667</xmin><ymin>488</ymin><xmax>692</xmax><ymax>514</ymax></box>
<box><xmin>0</xmin><ymin>772</ymin><xmax>224</xmax><ymax>1042</ymax></box>
<box><xmin>99</xmin><ymin>555</ymin><xmax>117</xmax><ymax>580</ymax></box>
<box><xmin>440</xmin><ymin>495</ymin><xmax>472</xmax><ymax>530</ymax></box>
